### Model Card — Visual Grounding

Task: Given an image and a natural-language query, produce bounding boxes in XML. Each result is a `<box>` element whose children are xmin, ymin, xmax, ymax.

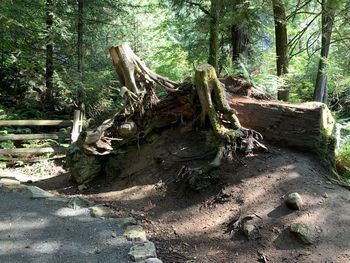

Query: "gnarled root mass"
<box><xmin>67</xmin><ymin>44</ymin><xmax>266</xmax><ymax>185</ymax></box>
<box><xmin>174</xmin><ymin>64</ymin><xmax>266</xmax><ymax>190</ymax></box>
<box><xmin>194</xmin><ymin>64</ymin><xmax>266</xmax><ymax>168</ymax></box>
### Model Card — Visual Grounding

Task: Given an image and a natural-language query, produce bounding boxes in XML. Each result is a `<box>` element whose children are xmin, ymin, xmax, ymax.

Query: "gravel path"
<box><xmin>0</xmin><ymin>189</ymin><xmax>134</xmax><ymax>263</ymax></box>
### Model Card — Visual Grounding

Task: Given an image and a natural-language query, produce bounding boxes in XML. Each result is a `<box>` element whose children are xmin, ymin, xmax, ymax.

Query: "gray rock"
<box><xmin>113</xmin><ymin>217</ymin><xmax>137</xmax><ymax>227</ymax></box>
<box><xmin>128</xmin><ymin>241</ymin><xmax>157</xmax><ymax>261</ymax></box>
<box><xmin>145</xmin><ymin>258</ymin><xmax>163</xmax><ymax>263</ymax></box>
<box><xmin>67</xmin><ymin>150</ymin><xmax>101</xmax><ymax>184</ymax></box>
<box><xmin>290</xmin><ymin>223</ymin><xmax>317</xmax><ymax>245</ymax></box>
<box><xmin>243</xmin><ymin>224</ymin><xmax>255</xmax><ymax>239</ymax></box>
<box><xmin>77</xmin><ymin>184</ymin><xmax>87</xmax><ymax>191</ymax></box>
<box><xmin>0</xmin><ymin>178</ymin><xmax>21</xmax><ymax>185</ymax></box>
<box><xmin>124</xmin><ymin>225</ymin><xmax>147</xmax><ymax>242</ymax></box>
<box><xmin>48</xmin><ymin>196</ymin><xmax>68</xmax><ymax>202</ymax></box>
<box><xmin>67</xmin><ymin>197</ymin><xmax>94</xmax><ymax>209</ymax></box>
<box><xmin>285</xmin><ymin>192</ymin><xmax>303</xmax><ymax>210</ymax></box>
<box><xmin>90</xmin><ymin>205</ymin><xmax>113</xmax><ymax>218</ymax></box>
<box><xmin>118</xmin><ymin>121</ymin><xmax>137</xmax><ymax>138</ymax></box>
<box><xmin>2</xmin><ymin>184</ymin><xmax>27</xmax><ymax>193</ymax></box>
<box><xmin>24</xmin><ymin>186</ymin><xmax>54</xmax><ymax>199</ymax></box>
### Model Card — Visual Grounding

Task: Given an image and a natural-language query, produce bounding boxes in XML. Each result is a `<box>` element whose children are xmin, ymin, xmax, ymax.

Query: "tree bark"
<box><xmin>208</xmin><ymin>0</ymin><xmax>220</xmax><ymax>72</ymax></box>
<box><xmin>45</xmin><ymin>0</ymin><xmax>54</xmax><ymax>107</ymax></box>
<box><xmin>195</xmin><ymin>64</ymin><xmax>241</xmax><ymax>137</ymax></box>
<box><xmin>231</xmin><ymin>24</ymin><xmax>249</xmax><ymax>66</ymax></box>
<box><xmin>272</xmin><ymin>0</ymin><xmax>288</xmax><ymax>76</ymax></box>
<box><xmin>77</xmin><ymin>0</ymin><xmax>84</xmax><ymax>77</ymax></box>
<box><xmin>109</xmin><ymin>43</ymin><xmax>177</xmax><ymax>95</ymax></box>
<box><xmin>230</xmin><ymin>97</ymin><xmax>335</xmax><ymax>161</ymax></box>
<box><xmin>314</xmin><ymin>0</ymin><xmax>335</xmax><ymax>104</ymax></box>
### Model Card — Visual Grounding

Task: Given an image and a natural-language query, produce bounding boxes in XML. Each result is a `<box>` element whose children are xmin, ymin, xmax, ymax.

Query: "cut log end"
<box><xmin>230</xmin><ymin>97</ymin><xmax>336</xmax><ymax>164</ymax></box>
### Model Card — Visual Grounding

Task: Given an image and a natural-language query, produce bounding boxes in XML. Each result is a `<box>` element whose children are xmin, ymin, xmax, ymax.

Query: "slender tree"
<box><xmin>208</xmin><ymin>0</ymin><xmax>220</xmax><ymax>71</ymax></box>
<box><xmin>231</xmin><ymin>24</ymin><xmax>249</xmax><ymax>66</ymax></box>
<box><xmin>272</xmin><ymin>0</ymin><xmax>288</xmax><ymax>76</ymax></box>
<box><xmin>45</xmin><ymin>0</ymin><xmax>54</xmax><ymax>106</ymax></box>
<box><xmin>77</xmin><ymin>0</ymin><xmax>84</xmax><ymax>77</ymax></box>
<box><xmin>230</xmin><ymin>0</ymin><xmax>249</xmax><ymax>66</ymax></box>
<box><xmin>314</xmin><ymin>0</ymin><xmax>336</xmax><ymax>103</ymax></box>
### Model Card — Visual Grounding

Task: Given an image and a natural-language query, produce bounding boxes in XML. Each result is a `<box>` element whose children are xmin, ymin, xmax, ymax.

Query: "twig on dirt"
<box><xmin>323</xmin><ymin>173</ymin><xmax>350</xmax><ymax>191</ymax></box>
<box><xmin>258</xmin><ymin>251</ymin><xmax>268</xmax><ymax>263</ymax></box>
<box><xmin>254</xmin><ymin>213</ymin><xmax>263</xmax><ymax>219</ymax></box>
<box><xmin>165</xmin><ymin>147</ymin><xmax>217</xmax><ymax>162</ymax></box>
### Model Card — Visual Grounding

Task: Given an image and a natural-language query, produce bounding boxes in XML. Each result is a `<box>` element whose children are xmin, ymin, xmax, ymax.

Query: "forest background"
<box><xmin>1</xmin><ymin>0</ymin><xmax>350</xmax><ymax>181</ymax></box>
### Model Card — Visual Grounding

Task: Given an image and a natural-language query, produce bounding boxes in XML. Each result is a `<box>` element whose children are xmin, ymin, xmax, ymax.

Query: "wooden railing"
<box><xmin>0</xmin><ymin>110</ymin><xmax>82</xmax><ymax>156</ymax></box>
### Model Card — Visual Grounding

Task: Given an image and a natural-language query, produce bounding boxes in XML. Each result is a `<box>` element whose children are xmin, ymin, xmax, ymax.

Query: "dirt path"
<box><xmin>0</xmin><ymin>189</ymin><xmax>135</xmax><ymax>263</ymax></box>
<box><xmin>3</xmin><ymin>129</ymin><xmax>350</xmax><ymax>263</ymax></box>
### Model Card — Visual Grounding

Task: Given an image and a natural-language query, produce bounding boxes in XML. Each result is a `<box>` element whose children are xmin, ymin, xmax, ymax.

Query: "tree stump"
<box><xmin>194</xmin><ymin>64</ymin><xmax>266</xmax><ymax>168</ymax></box>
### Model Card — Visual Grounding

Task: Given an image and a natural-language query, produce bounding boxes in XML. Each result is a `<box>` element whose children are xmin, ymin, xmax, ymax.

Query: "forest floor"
<box><xmin>3</xmin><ymin>128</ymin><xmax>350</xmax><ymax>263</ymax></box>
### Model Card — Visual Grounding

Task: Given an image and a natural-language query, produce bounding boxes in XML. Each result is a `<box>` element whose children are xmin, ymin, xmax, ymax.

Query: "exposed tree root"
<box><xmin>194</xmin><ymin>64</ymin><xmax>266</xmax><ymax>170</ymax></box>
<box><xmin>67</xmin><ymin>44</ymin><xmax>266</xmax><ymax>185</ymax></box>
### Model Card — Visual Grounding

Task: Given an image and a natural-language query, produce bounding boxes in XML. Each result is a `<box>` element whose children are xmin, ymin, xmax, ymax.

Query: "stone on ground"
<box><xmin>118</xmin><ymin>121</ymin><xmax>137</xmax><ymax>138</ymax></box>
<box><xmin>90</xmin><ymin>205</ymin><xmax>114</xmax><ymax>218</ymax></box>
<box><xmin>285</xmin><ymin>192</ymin><xmax>303</xmax><ymax>210</ymax></box>
<box><xmin>289</xmin><ymin>223</ymin><xmax>317</xmax><ymax>245</ymax></box>
<box><xmin>243</xmin><ymin>224</ymin><xmax>256</xmax><ymax>239</ymax></box>
<box><xmin>145</xmin><ymin>258</ymin><xmax>163</xmax><ymax>263</ymax></box>
<box><xmin>24</xmin><ymin>186</ymin><xmax>54</xmax><ymax>199</ymax></box>
<box><xmin>128</xmin><ymin>241</ymin><xmax>157</xmax><ymax>261</ymax></box>
<box><xmin>1</xmin><ymin>184</ymin><xmax>27</xmax><ymax>193</ymax></box>
<box><xmin>68</xmin><ymin>196</ymin><xmax>94</xmax><ymax>209</ymax></box>
<box><xmin>0</xmin><ymin>178</ymin><xmax>21</xmax><ymax>185</ymax></box>
<box><xmin>113</xmin><ymin>217</ymin><xmax>137</xmax><ymax>227</ymax></box>
<box><xmin>124</xmin><ymin>225</ymin><xmax>147</xmax><ymax>242</ymax></box>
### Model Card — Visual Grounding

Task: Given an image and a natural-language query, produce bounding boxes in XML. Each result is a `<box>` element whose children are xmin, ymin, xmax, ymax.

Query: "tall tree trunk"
<box><xmin>231</xmin><ymin>24</ymin><xmax>249</xmax><ymax>66</ymax></box>
<box><xmin>45</xmin><ymin>0</ymin><xmax>54</xmax><ymax>107</ymax></box>
<box><xmin>208</xmin><ymin>0</ymin><xmax>220</xmax><ymax>72</ymax></box>
<box><xmin>77</xmin><ymin>0</ymin><xmax>84</xmax><ymax>77</ymax></box>
<box><xmin>272</xmin><ymin>0</ymin><xmax>288</xmax><ymax>76</ymax></box>
<box><xmin>314</xmin><ymin>0</ymin><xmax>335</xmax><ymax>103</ymax></box>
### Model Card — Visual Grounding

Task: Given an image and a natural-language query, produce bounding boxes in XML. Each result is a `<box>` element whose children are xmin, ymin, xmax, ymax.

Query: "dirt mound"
<box><xmin>16</xmin><ymin>127</ymin><xmax>350</xmax><ymax>262</ymax></box>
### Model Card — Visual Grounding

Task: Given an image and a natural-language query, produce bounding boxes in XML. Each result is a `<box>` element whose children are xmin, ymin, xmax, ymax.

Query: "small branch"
<box><xmin>286</xmin><ymin>0</ymin><xmax>313</xmax><ymax>21</ymax></box>
<box><xmin>184</xmin><ymin>0</ymin><xmax>210</xmax><ymax>15</ymax></box>
<box><xmin>288</xmin><ymin>13</ymin><xmax>321</xmax><ymax>56</ymax></box>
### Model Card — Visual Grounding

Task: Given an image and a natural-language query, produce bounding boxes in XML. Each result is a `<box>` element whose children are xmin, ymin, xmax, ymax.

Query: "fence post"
<box><xmin>71</xmin><ymin>110</ymin><xmax>81</xmax><ymax>142</ymax></box>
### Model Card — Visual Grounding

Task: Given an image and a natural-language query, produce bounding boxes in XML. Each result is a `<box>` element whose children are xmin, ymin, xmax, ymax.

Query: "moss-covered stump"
<box><xmin>66</xmin><ymin>146</ymin><xmax>102</xmax><ymax>185</ymax></box>
<box><xmin>193</xmin><ymin>64</ymin><xmax>266</xmax><ymax>169</ymax></box>
<box><xmin>195</xmin><ymin>64</ymin><xmax>241</xmax><ymax>141</ymax></box>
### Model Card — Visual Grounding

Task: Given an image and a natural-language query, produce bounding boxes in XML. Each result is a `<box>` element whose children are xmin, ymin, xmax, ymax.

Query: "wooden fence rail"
<box><xmin>0</xmin><ymin>110</ymin><xmax>82</xmax><ymax>157</ymax></box>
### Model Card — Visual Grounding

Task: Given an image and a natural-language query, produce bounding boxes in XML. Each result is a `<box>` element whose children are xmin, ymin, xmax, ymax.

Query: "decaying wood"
<box><xmin>230</xmin><ymin>97</ymin><xmax>336</xmax><ymax>160</ymax></box>
<box><xmin>67</xmin><ymin>43</ymin><xmax>335</xmax><ymax>185</ymax></box>
<box><xmin>195</xmin><ymin>64</ymin><xmax>241</xmax><ymax>137</ymax></box>
<box><xmin>0</xmin><ymin>133</ymin><xmax>69</xmax><ymax>141</ymax></box>
<box><xmin>0</xmin><ymin>120</ymin><xmax>72</xmax><ymax>126</ymax></box>
<box><xmin>109</xmin><ymin>43</ymin><xmax>177</xmax><ymax>94</ymax></box>
<box><xmin>80</xmin><ymin>43</ymin><xmax>184</xmax><ymax>154</ymax></box>
<box><xmin>0</xmin><ymin>147</ymin><xmax>66</xmax><ymax>155</ymax></box>
<box><xmin>194</xmin><ymin>64</ymin><xmax>266</xmax><ymax>168</ymax></box>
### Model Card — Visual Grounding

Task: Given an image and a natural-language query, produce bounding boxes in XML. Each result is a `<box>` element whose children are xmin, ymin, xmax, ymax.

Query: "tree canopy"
<box><xmin>1</xmin><ymin>0</ymin><xmax>350</xmax><ymax>119</ymax></box>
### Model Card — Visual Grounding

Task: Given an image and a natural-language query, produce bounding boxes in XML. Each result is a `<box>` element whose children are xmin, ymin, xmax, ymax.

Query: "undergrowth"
<box><xmin>336</xmin><ymin>140</ymin><xmax>350</xmax><ymax>185</ymax></box>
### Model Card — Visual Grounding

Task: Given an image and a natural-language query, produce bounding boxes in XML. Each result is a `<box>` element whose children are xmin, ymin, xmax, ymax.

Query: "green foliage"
<box><xmin>0</xmin><ymin>0</ymin><xmax>349</xmax><ymax>132</ymax></box>
<box><xmin>0</xmin><ymin>140</ymin><xmax>14</xmax><ymax>150</ymax></box>
<box><xmin>336</xmin><ymin>140</ymin><xmax>350</xmax><ymax>184</ymax></box>
<box><xmin>22</xmin><ymin>139</ymin><xmax>60</xmax><ymax>149</ymax></box>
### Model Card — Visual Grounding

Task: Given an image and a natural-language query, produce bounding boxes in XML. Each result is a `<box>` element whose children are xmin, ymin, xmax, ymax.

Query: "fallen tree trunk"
<box><xmin>67</xmin><ymin>43</ymin><xmax>336</xmax><ymax>185</ymax></box>
<box><xmin>230</xmin><ymin>97</ymin><xmax>336</xmax><ymax>161</ymax></box>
